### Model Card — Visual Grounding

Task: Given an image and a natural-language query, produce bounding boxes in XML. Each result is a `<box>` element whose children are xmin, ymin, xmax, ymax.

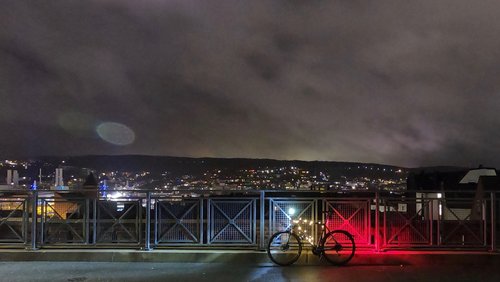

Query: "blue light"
<box><xmin>100</xmin><ymin>182</ymin><xmax>108</xmax><ymax>197</ymax></box>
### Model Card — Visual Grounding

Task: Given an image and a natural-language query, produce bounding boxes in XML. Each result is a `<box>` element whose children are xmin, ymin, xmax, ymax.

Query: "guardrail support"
<box><xmin>92</xmin><ymin>198</ymin><xmax>97</xmax><ymax>245</ymax></box>
<box><xmin>259</xmin><ymin>191</ymin><xmax>265</xmax><ymax>250</ymax></box>
<box><xmin>200</xmin><ymin>197</ymin><xmax>204</xmax><ymax>245</ymax></box>
<box><xmin>375</xmin><ymin>191</ymin><xmax>380</xmax><ymax>252</ymax></box>
<box><xmin>429</xmin><ymin>199</ymin><xmax>433</xmax><ymax>246</ymax></box>
<box><xmin>85</xmin><ymin>198</ymin><xmax>90</xmax><ymax>244</ymax></box>
<box><xmin>491</xmin><ymin>192</ymin><xmax>496</xmax><ymax>252</ymax></box>
<box><xmin>30</xmin><ymin>191</ymin><xmax>38</xmax><ymax>250</ymax></box>
<box><xmin>145</xmin><ymin>191</ymin><xmax>152</xmax><ymax>251</ymax></box>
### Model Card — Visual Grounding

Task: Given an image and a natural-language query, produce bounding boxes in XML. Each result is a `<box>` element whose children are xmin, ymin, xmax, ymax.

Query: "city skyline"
<box><xmin>0</xmin><ymin>155</ymin><xmax>409</xmax><ymax>192</ymax></box>
<box><xmin>2</xmin><ymin>1</ymin><xmax>500</xmax><ymax>168</ymax></box>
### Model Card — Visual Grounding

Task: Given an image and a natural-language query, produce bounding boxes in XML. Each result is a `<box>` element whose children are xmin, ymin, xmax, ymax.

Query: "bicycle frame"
<box><xmin>288</xmin><ymin>218</ymin><xmax>331</xmax><ymax>249</ymax></box>
<box><xmin>267</xmin><ymin>213</ymin><xmax>356</xmax><ymax>266</ymax></box>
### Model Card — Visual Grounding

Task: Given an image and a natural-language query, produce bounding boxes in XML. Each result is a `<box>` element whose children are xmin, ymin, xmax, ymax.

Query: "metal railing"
<box><xmin>0</xmin><ymin>189</ymin><xmax>497</xmax><ymax>252</ymax></box>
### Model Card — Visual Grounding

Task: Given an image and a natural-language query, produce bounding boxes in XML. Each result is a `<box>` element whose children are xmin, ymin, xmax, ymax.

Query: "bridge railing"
<box><xmin>0</xmin><ymin>189</ymin><xmax>497</xmax><ymax>251</ymax></box>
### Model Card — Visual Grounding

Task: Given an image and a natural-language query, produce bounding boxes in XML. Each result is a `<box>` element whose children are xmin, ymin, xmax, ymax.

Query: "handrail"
<box><xmin>1</xmin><ymin>187</ymin><xmax>496</xmax><ymax>193</ymax></box>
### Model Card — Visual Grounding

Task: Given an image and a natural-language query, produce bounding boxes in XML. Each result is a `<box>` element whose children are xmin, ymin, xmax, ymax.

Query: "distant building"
<box><xmin>460</xmin><ymin>168</ymin><xmax>497</xmax><ymax>184</ymax></box>
<box><xmin>0</xmin><ymin>170</ymin><xmax>19</xmax><ymax>190</ymax></box>
<box><xmin>407</xmin><ymin>166</ymin><xmax>498</xmax><ymax>220</ymax></box>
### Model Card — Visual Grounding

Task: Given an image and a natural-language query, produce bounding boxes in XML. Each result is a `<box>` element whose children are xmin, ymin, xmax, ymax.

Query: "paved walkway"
<box><xmin>0</xmin><ymin>250</ymin><xmax>499</xmax><ymax>281</ymax></box>
<box><xmin>0</xmin><ymin>260</ymin><xmax>499</xmax><ymax>282</ymax></box>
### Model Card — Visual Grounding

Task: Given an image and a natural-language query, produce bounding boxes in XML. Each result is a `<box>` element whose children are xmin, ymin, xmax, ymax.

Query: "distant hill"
<box><xmin>35</xmin><ymin>155</ymin><xmax>407</xmax><ymax>178</ymax></box>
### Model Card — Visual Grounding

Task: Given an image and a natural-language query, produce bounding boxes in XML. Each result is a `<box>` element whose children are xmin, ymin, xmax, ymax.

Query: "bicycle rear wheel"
<box><xmin>267</xmin><ymin>231</ymin><xmax>302</xmax><ymax>266</ymax></box>
<box><xmin>320</xmin><ymin>230</ymin><xmax>355</xmax><ymax>266</ymax></box>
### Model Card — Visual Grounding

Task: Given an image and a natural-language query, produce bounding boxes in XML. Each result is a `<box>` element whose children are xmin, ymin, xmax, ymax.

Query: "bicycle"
<box><xmin>267</xmin><ymin>211</ymin><xmax>356</xmax><ymax>266</ymax></box>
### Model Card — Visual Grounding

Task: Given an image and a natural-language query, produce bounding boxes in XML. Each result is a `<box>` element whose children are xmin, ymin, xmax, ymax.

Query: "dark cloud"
<box><xmin>2</xmin><ymin>0</ymin><xmax>500</xmax><ymax>167</ymax></box>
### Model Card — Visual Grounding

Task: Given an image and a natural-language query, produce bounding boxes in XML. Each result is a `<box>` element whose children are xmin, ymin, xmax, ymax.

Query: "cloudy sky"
<box><xmin>2</xmin><ymin>0</ymin><xmax>500</xmax><ymax>167</ymax></box>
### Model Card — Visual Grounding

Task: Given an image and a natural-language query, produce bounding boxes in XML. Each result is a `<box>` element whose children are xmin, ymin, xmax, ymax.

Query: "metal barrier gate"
<box><xmin>207</xmin><ymin>198</ymin><xmax>257</xmax><ymax>245</ymax></box>
<box><xmin>382</xmin><ymin>198</ymin><xmax>432</xmax><ymax>247</ymax></box>
<box><xmin>155</xmin><ymin>198</ymin><xmax>203</xmax><ymax>245</ymax></box>
<box><xmin>0</xmin><ymin>197</ymin><xmax>27</xmax><ymax>244</ymax></box>
<box><xmin>438</xmin><ymin>198</ymin><xmax>486</xmax><ymax>247</ymax></box>
<box><xmin>40</xmin><ymin>197</ymin><xmax>87</xmax><ymax>245</ymax></box>
<box><xmin>323</xmin><ymin>199</ymin><xmax>371</xmax><ymax>247</ymax></box>
<box><xmin>95</xmin><ymin>198</ymin><xmax>142</xmax><ymax>244</ymax></box>
<box><xmin>269</xmin><ymin>198</ymin><xmax>317</xmax><ymax>240</ymax></box>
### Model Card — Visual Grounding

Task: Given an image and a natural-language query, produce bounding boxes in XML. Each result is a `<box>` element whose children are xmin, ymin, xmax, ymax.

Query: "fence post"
<box><xmin>200</xmin><ymin>197</ymin><xmax>204</xmax><ymax>245</ymax></box>
<box><xmin>259</xmin><ymin>190</ymin><xmax>265</xmax><ymax>250</ymax></box>
<box><xmin>85</xmin><ymin>198</ymin><xmax>90</xmax><ymax>244</ymax></box>
<box><xmin>375</xmin><ymin>191</ymin><xmax>380</xmax><ymax>252</ymax></box>
<box><xmin>491</xmin><ymin>192</ymin><xmax>496</xmax><ymax>252</ymax></box>
<box><xmin>437</xmin><ymin>197</ymin><xmax>441</xmax><ymax>246</ymax></box>
<box><xmin>145</xmin><ymin>191</ymin><xmax>152</xmax><ymax>251</ymax></box>
<box><xmin>483</xmin><ymin>199</ymin><xmax>487</xmax><ymax>247</ymax></box>
<box><xmin>23</xmin><ymin>197</ymin><xmax>29</xmax><ymax>247</ymax></box>
<box><xmin>429</xmin><ymin>199</ymin><xmax>433</xmax><ymax>246</ymax></box>
<box><xmin>268</xmin><ymin>199</ymin><xmax>272</xmax><ymax>239</ymax></box>
<box><xmin>154</xmin><ymin>196</ymin><xmax>158</xmax><ymax>246</ymax></box>
<box><xmin>93</xmin><ymin>198</ymin><xmax>97</xmax><ymax>245</ymax></box>
<box><xmin>30</xmin><ymin>190</ymin><xmax>38</xmax><ymax>250</ymax></box>
<box><xmin>207</xmin><ymin>198</ymin><xmax>211</xmax><ymax>244</ymax></box>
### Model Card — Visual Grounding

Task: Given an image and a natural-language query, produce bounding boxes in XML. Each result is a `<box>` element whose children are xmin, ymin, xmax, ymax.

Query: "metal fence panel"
<box><xmin>96</xmin><ymin>199</ymin><xmax>141</xmax><ymax>244</ymax></box>
<box><xmin>155</xmin><ymin>198</ymin><xmax>202</xmax><ymax>245</ymax></box>
<box><xmin>208</xmin><ymin>198</ymin><xmax>256</xmax><ymax>244</ymax></box>
<box><xmin>0</xmin><ymin>198</ymin><xmax>27</xmax><ymax>244</ymax></box>
<box><xmin>323</xmin><ymin>199</ymin><xmax>371</xmax><ymax>246</ymax></box>
<box><xmin>438</xmin><ymin>199</ymin><xmax>486</xmax><ymax>247</ymax></box>
<box><xmin>269</xmin><ymin>199</ymin><xmax>316</xmax><ymax>239</ymax></box>
<box><xmin>40</xmin><ymin>198</ymin><xmax>87</xmax><ymax>245</ymax></box>
<box><xmin>383</xmin><ymin>198</ymin><xmax>432</xmax><ymax>247</ymax></box>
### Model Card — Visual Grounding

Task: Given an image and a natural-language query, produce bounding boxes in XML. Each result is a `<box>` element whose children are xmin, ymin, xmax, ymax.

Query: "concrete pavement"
<box><xmin>0</xmin><ymin>260</ymin><xmax>499</xmax><ymax>282</ymax></box>
<box><xmin>0</xmin><ymin>249</ymin><xmax>499</xmax><ymax>281</ymax></box>
<box><xmin>1</xmin><ymin>249</ymin><xmax>499</xmax><ymax>265</ymax></box>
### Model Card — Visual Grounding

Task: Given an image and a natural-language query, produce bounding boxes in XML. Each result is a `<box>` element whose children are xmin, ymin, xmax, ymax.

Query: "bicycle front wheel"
<box><xmin>267</xmin><ymin>231</ymin><xmax>302</xmax><ymax>266</ymax></box>
<box><xmin>320</xmin><ymin>230</ymin><xmax>355</xmax><ymax>266</ymax></box>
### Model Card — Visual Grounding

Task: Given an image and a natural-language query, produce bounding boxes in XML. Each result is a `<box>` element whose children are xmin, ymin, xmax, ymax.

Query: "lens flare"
<box><xmin>96</xmin><ymin>122</ymin><xmax>135</xmax><ymax>146</ymax></box>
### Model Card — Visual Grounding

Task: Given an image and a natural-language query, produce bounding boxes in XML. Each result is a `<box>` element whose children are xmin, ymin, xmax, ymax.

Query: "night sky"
<box><xmin>2</xmin><ymin>1</ymin><xmax>500</xmax><ymax>168</ymax></box>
